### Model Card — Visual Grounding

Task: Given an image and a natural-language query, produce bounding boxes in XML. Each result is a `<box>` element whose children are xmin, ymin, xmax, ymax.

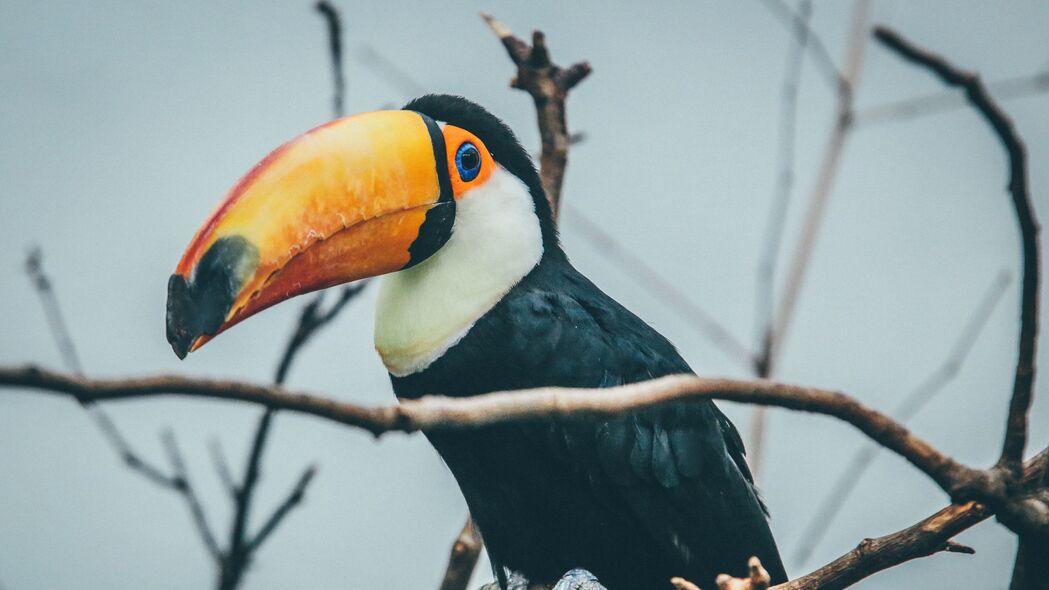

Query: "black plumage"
<box><xmin>396</xmin><ymin>96</ymin><xmax>786</xmax><ymax>589</ymax></box>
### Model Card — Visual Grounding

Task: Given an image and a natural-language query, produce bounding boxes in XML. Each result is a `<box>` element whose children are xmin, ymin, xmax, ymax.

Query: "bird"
<box><xmin>166</xmin><ymin>95</ymin><xmax>786</xmax><ymax>589</ymax></box>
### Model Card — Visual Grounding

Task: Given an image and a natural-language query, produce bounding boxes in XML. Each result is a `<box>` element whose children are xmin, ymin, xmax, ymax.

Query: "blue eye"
<box><xmin>455</xmin><ymin>142</ymin><xmax>481</xmax><ymax>182</ymax></box>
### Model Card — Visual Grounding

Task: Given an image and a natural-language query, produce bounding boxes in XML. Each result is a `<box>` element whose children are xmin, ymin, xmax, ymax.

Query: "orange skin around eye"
<box><xmin>442</xmin><ymin>125</ymin><xmax>495</xmax><ymax>198</ymax></box>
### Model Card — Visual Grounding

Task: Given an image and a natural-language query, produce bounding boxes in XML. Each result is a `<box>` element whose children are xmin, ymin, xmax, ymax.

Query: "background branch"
<box><xmin>0</xmin><ymin>366</ymin><xmax>987</xmax><ymax>496</ymax></box>
<box><xmin>855</xmin><ymin>69</ymin><xmax>1049</xmax><ymax>126</ymax></box>
<box><xmin>794</xmin><ymin>269</ymin><xmax>1013</xmax><ymax>565</ymax></box>
<box><xmin>749</xmin><ymin>0</ymin><xmax>870</xmax><ymax>478</ymax></box>
<box><xmin>481</xmin><ymin>11</ymin><xmax>591</xmax><ymax>217</ymax></box>
<box><xmin>871</xmin><ymin>22</ymin><xmax>1041</xmax><ymax>488</ymax></box>
<box><xmin>162</xmin><ymin>428</ymin><xmax>222</xmax><ymax>560</ymax></box>
<box><xmin>437</xmin><ymin>517</ymin><xmax>483</xmax><ymax>590</ymax></box>
<box><xmin>754</xmin><ymin>0</ymin><xmax>813</xmax><ymax>361</ymax></box>
<box><xmin>873</xmin><ymin>33</ymin><xmax>1044</xmax><ymax>566</ymax></box>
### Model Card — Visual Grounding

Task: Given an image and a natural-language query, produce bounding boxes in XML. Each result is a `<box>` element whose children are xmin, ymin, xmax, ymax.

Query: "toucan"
<box><xmin>166</xmin><ymin>95</ymin><xmax>786</xmax><ymax>589</ymax></box>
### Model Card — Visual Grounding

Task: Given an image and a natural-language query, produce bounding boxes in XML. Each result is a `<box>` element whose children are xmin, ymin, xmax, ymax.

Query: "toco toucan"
<box><xmin>166</xmin><ymin>95</ymin><xmax>786</xmax><ymax>589</ymax></box>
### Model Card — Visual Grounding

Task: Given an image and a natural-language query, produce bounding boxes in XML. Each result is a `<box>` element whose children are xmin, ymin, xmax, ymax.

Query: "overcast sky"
<box><xmin>1</xmin><ymin>1</ymin><xmax>1047</xmax><ymax>588</ymax></box>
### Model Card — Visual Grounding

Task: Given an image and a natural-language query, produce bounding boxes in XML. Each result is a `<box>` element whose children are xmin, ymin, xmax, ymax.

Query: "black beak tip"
<box><xmin>165</xmin><ymin>236</ymin><xmax>260</xmax><ymax>359</ymax></box>
<box><xmin>166</xmin><ymin>274</ymin><xmax>196</xmax><ymax>360</ymax></box>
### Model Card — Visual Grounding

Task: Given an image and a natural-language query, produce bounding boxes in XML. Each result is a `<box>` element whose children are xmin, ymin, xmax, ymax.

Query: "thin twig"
<box><xmin>0</xmin><ymin>366</ymin><xmax>985</xmax><ymax>496</ymax></box>
<box><xmin>246</xmin><ymin>464</ymin><xmax>318</xmax><ymax>552</ymax></box>
<box><xmin>356</xmin><ymin>44</ymin><xmax>428</xmax><ymax>97</ymax></box>
<box><xmin>162</xmin><ymin>429</ymin><xmax>221</xmax><ymax>561</ymax></box>
<box><xmin>437</xmin><ymin>517</ymin><xmax>483</xmax><ymax>590</ymax></box>
<box><xmin>754</xmin><ymin>0</ymin><xmax>845</xmax><ymax>92</ymax></box>
<box><xmin>871</xmin><ymin>23</ymin><xmax>1042</xmax><ymax>487</ymax></box>
<box><xmin>24</xmin><ymin>247</ymin><xmax>83</xmax><ymax>375</ymax></box>
<box><xmin>565</xmin><ymin>203</ymin><xmax>755</xmax><ymax>370</ymax></box>
<box><xmin>755</xmin><ymin>0</ymin><xmax>813</xmax><ymax>358</ymax></box>
<box><xmin>751</xmin><ymin>0</ymin><xmax>871</xmax><ymax>478</ymax></box>
<box><xmin>854</xmin><ymin>70</ymin><xmax>1049</xmax><ymax>126</ymax></box>
<box><xmin>315</xmin><ymin>1</ymin><xmax>345</xmax><ymax>118</ymax></box>
<box><xmin>776</xmin><ymin>450</ymin><xmax>1046</xmax><ymax>590</ymax></box>
<box><xmin>24</xmin><ymin>249</ymin><xmax>183</xmax><ymax>488</ymax></box>
<box><xmin>793</xmin><ymin>270</ymin><xmax>1013</xmax><ymax>565</ymax></box>
<box><xmin>480</xmin><ymin>11</ymin><xmax>591</xmax><ymax>217</ymax></box>
<box><xmin>274</xmin><ymin>283</ymin><xmax>368</xmax><ymax>386</ymax></box>
<box><xmin>766</xmin><ymin>0</ymin><xmax>870</xmax><ymax>373</ymax></box>
<box><xmin>208</xmin><ymin>438</ymin><xmax>238</xmax><ymax>498</ymax></box>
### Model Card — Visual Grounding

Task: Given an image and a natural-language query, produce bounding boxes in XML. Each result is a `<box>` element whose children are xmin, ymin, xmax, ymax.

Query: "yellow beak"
<box><xmin>167</xmin><ymin>109</ymin><xmax>454</xmax><ymax>358</ymax></box>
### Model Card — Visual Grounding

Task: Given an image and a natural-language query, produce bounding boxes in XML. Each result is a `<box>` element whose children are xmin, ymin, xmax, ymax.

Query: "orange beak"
<box><xmin>166</xmin><ymin>110</ymin><xmax>454</xmax><ymax>358</ymax></box>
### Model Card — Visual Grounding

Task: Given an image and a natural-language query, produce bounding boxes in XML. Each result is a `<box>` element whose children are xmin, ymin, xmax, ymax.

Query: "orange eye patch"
<box><xmin>442</xmin><ymin>124</ymin><xmax>494</xmax><ymax>198</ymax></box>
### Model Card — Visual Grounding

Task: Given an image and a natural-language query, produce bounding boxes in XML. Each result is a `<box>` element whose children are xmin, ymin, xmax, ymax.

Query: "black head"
<box><xmin>404</xmin><ymin>94</ymin><xmax>562</xmax><ymax>258</ymax></box>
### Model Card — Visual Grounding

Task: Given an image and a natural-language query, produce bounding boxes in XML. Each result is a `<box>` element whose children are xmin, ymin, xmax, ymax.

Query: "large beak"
<box><xmin>166</xmin><ymin>110</ymin><xmax>453</xmax><ymax>358</ymax></box>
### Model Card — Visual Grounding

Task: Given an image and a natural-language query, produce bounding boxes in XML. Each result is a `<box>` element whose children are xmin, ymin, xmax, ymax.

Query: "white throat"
<box><xmin>374</xmin><ymin>165</ymin><xmax>544</xmax><ymax>376</ymax></box>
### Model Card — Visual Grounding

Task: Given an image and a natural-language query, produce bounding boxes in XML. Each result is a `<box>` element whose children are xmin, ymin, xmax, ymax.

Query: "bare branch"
<box><xmin>779</xmin><ymin>449</ymin><xmax>1046</xmax><ymax>590</ymax></box>
<box><xmin>356</xmin><ymin>44</ymin><xmax>428</xmax><ymax>97</ymax></box>
<box><xmin>0</xmin><ymin>366</ymin><xmax>986</xmax><ymax>497</ymax></box>
<box><xmin>754</xmin><ymin>0</ymin><xmax>845</xmax><ymax>92</ymax></box>
<box><xmin>755</xmin><ymin>0</ymin><xmax>813</xmax><ymax>359</ymax></box>
<box><xmin>24</xmin><ymin>247</ymin><xmax>83</xmax><ymax>375</ymax></box>
<box><xmin>766</xmin><ymin>0</ymin><xmax>871</xmax><ymax>373</ymax></box>
<box><xmin>872</xmin><ymin>24</ymin><xmax>1041</xmax><ymax>485</ymax></box>
<box><xmin>274</xmin><ymin>282</ymin><xmax>368</xmax><ymax>386</ymax></box>
<box><xmin>480</xmin><ymin>12</ymin><xmax>591</xmax><ymax>217</ymax></box>
<box><xmin>208</xmin><ymin>438</ymin><xmax>238</xmax><ymax>498</ymax></box>
<box><xmin>751</xmin><ymin>0</ymin><xmax>871</xmax><ymax>478</ymax></box>
<box><xmin>565</xmin><ymin>204</ymin><xmax>755</xmax><ymax>370</ymax></box>
<box><xmin>314</xmin><ymin>0</ymin><xmax>345</xmax><ymax>118</ymax></box>
<box><xmin>246</xmin><ymin>464</ymin><xmax>318</xmax><ymax>552</ymax></box>
<box><xmin>25</xmin><ymin>248</ymin><xmax>185</xmax><ymax>489</ymax></box>
<box><xmin>213</xmin><ymin>12</ymin><xmax>360</xmax><ymax>586</ymax></box>
<box><xmin>438</xmin><ymin>517</ymin><xmax>483</xmax><ymax>590</ymax></box>
<box><xmin>855</xmin><ymin>70</ymin><xmax>1049</xmax><ymax>126</ymax></box>
<box><xmin>162</xmin><ymin>429</ymin><xmax>221</xmax><ymax>560</ymax></box>
<box><xmin>794</xmin><ymin>270</ymin><xmax>1013</xmax><ymax>565</ymax></box>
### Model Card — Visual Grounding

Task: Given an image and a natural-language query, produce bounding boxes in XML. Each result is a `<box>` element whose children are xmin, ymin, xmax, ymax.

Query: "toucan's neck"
<box><xmin>374</xmin><ymin>165</ymin><xmax>550</xmax><ymax>377</ymax></box>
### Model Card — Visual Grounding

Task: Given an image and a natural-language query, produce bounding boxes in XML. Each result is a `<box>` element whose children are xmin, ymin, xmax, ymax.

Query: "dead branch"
<box><xmin>212</xmin><ymin>9</ymin><xmax>358</xmax><ymax>587</ymax></box>
<box><xmin>208</xmin><ymin>437</ymin><xmax>238</xmax><ymax>498</ymax></box>
<box><xmin>750</xmin><ymin>0</ymin><xmax>871</xmax><ymax>478</ymax></box>
<box><xmin>754</xmin><ymin>0</ymin><xmax>813</xmax><ymax>360</ymax></box>
<box><xmin>794</xmin><ymin>270</ymin><xmax>1013</xmax><ymax>564</ymax></box>
<box><xmin>481</xmin><ymin>12</ymin><xmax>590</xmax><ymax>218</ymax></box>
<box><xmin>872</xmin><ymin>23</ymin><xmax>1041</xmax><ymax>492</ymax></box>
<box><xmin>565</xmin><ymin>203</ymin><xmax>755</xmax><ymax>370</ymax></box>
<box><xmin>356</xmin><ymin>44</ymin><xmax>429</xmax><ymax>97</ymax></box>
<box><xmin>246</xmin><ymin>464</ymin><xmax>319</xmax><ymax>552</ymax></box>
<box><xmin>855</xmin><ymin>70</ymin><xmax>1049</xmax><ymax>126</ymax></box>
<box><xmin>0</xmin><ymin>366</ymin><xmax>989</xmax><ymax>496</ymax></box>
<box><xmin>162</xmin><ymin>429</ymin><xmax>222</xmax><ymax>560</ymax></box>
<box><xmin>315</xmin><ymin>0</ymin><xmax>345</xmax><ymax>117</ymax></box>
<box><xmin>437</xmin><ymin>517</ymin><xmax>483</xmax><ymax>590</ymax></box>
<box><xmin>764</xmin><ymin>451</ymin><xmax>1045</xmax><ymax>590</ymax></box>
<box><xmin>765</xmin><ymin>0</ymin><xmax>870</xmax><ymax>375</ymax></box>
<box><xmin>754</xmin><ymin>0</ymin><xmax>844</xmax><ymax>92</ymax></box>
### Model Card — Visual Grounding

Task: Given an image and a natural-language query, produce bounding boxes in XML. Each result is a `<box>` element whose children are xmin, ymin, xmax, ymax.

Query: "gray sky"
<box><xmin>1</xmin><ymin>1</ymin><xmax>1047</xmax><ymax>588</ymax></box>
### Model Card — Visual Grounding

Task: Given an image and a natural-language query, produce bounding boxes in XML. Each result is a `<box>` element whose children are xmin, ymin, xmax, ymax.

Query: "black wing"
<box><xmin>505</xmin><ymin>266</ymin><xmax>787</xmax><ymax>586</ymax></box>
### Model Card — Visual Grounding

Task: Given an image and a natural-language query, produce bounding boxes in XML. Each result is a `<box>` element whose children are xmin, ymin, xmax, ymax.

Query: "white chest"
<box><xmin>373</xmin><ymin>167</ymin><xmax>543</xmax><ymax>376</ymax></box>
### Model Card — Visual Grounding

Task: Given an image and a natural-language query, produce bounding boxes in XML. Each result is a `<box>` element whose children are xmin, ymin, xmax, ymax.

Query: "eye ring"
<box><xmin>455</xmin><ymin>142</ymin><xmax>482</xmax><ymax>182</ymax></box>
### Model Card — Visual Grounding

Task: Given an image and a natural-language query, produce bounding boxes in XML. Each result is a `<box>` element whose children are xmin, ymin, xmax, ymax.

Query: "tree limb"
<box><xmin>437</xmin><ymin>517</ymin><xmax>483</xmax><ymax>590</ymax></box>
<box><xmin>872</xmin><ymin>23</ymin><xmax>1041</xmax><ymax>491</ymax></box>
<box><xmin>162</xmin><ymin>429</ymin><xmax>222</xmax><ymax>561</ymax></box>
<box><xmin>481</xmin><ymin>12</ymin><xmax>591</xmax><ymax>218</ymax></box>
<box><xmin>0</xmin><ymin>366</ymin><xmax>988</xmax><ymax>498</ymax></box>
<box><xmin>246</xmin><ymin>464</ymin><xmax>319</xmax><ymax>553</ymax></box>
<box><xmin>794</xmin><ymin>269</ymin><xmax>1013</xmax><ymax>565</ymax></box>
<box><xmin>751</xmin><ymin>0</ymin><xmax>871</xmax><ymax>478</ymax></box>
